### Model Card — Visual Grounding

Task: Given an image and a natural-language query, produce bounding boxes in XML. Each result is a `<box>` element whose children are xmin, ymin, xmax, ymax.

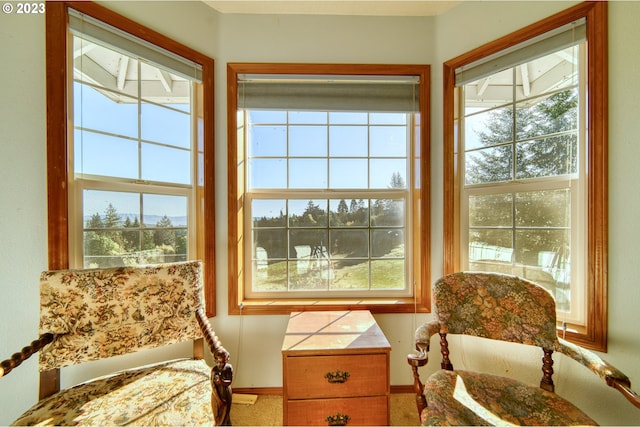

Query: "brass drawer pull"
<box><xmin>325</xmin><ymin>369</ymin><xmax>350</xmax><ymax>383</ymax></box>
<box><xmin>326</xmin><ymin>413</ymin><xmax>350</xmax><ymax>426</ymax></box>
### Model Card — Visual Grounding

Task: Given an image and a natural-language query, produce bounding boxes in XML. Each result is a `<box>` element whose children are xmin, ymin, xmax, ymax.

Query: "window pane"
<box><xmin>252</xmin><ymin>199</ymin><xmax>287</xmax><ymax>227</ymax></box>
<box><xmin>465</xmin><ymin>145</ymin><xmax>512</xmax><ymax>185</ymax></box>
<box><xmin>289</xmin><ymin>159</ymin><xmax>327</xmax><ymax>189</ymax></box>
<box><xmin>289</xmin><ymin>259</ymin><xmax>330</xmax><ymax>291</ymax></box>
<box><xmin>142</xmin><ymin>143</ymin><xmax>191</xmax><ymax>184</ymax></box>
<box><xmin>84</xmin><ymin>190</ymin><xmax>140</xmax><ymax>227</ymax></box>
<box><xmin>290</xmin><ymin>126</ymin><xmax>327</xmax><ymax>157</ymax></box>
<box><xmin>252</xmin><ymin>259</ymin><xmax>287</xmax><ymax>292</ymax></box>
<box><xmin>370</xmin><ymin>159</ymin><xmax>406</xmax><ymax>189</ymax></box>
<box><xmin>330</xmin><ymin>159</ymin><xmax>368</xmax><ymax>189</ymax></box>
<box><xmin>289</xmin><ymin>200</ymin><xmax>328</xmax><ymax>227</ymax></box>
<box><xmin>469</xmin><ymin>193</ymin><xmax>513</xmax><ymax>227</ymax></box>
<box><xmin>515</xmin><ymin>89</ymin><xmax>578</xmax><ymax>140</ymax></box>
<box><xmin>468</xmin><ymin>229</ymin><xmax>513</xmax><ymax>264</ymax></box>
<box><xmin>253</xmin><ymin>228</ymin><xmax>287</xmax><ymax>260</ymax></box>
<box><xmin>515</xmin><ymin>189</ymin><xmax>570</xmax><ymax>228</ymax></box>
<box><xmin>290</xmin><ymin>229</ymin><xmax>329</xmax><ymax>258</ymax></box>
<box><xmin>516</xmin><ymin>134</ymin><xmax>578</xmax><ymax>179</ymax></box>
<box><xmin>142</xmin><ymin>194</ymin><xmax>187</xmax><ymax>226</ymax></box>
<box><xmin>370</xmin><ymin>126</ymin><xmax>407</xmax><ymax>157</ymax></box>
<box><xmin>74</xmin><ymin>130</ymin><xmax>138</xmax><ymax>178</ymax></box>
<box><xmin>371</xmin><ymin>199</ymin><xmax>404</xmax><ymax>227</ymax></box>
<box><xmin>249</xmin><ymin>126</ymin><xmax>286</xmax><ymax>157</ymax></box>
<box><xmin>331</xmin><ymin>199</ymin><xmax>369</xmax><ymax>227</ymax></box>
<box><xmin>249</xmin><ymin>158</ymin><xmax>286</xmax><ymax>189</ymax></box>
<box><xmin>330</xmin><ymin>229</ymin><xmax>369</xmax><ymax>258</ymax></box>
<box><xmin>371</xmin><ymin>229</ymin><xmax>404</xmax><ymax>258</ymax></box>
<box><xmin>141</xmin><ymin>102</ymin><xmax>191</xmax><ymax>149</ymax></box>
<box><xmin>371</xmin><ymin>259</ymin><xmax>404</xmax><ymax>289</ymax></box>
<box><xmin>465</xmin><ymin>106</ymin><xmax>514</xmax><ymax>150</ymax></box>
<box><xmin>329</xmin><ymin>126</ymin><xmax>368</xmax><ymax>157</ymax></box>
<box><xmin>329</xmin><ymin>199</ymin><xmax>369</xmax><ymax>227</ymax></box>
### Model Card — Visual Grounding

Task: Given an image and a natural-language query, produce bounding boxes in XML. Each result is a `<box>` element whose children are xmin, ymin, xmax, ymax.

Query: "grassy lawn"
<box><xmin>253</xmin><ymin>245</ymin><xmax>405</xmax><ymax>291</ymax></box>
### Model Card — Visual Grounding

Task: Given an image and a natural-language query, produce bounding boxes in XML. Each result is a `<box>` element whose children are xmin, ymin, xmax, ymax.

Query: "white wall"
<box><xmin>2</xmin><ymin>1</ymin><xmax>640</xmax><ymax>424</ymax></box>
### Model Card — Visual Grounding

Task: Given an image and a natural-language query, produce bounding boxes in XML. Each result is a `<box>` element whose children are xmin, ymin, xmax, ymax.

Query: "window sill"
<box><xmin>229</xmin><ymin>297</ymin><xmax>430</xmax><ymax>315</ymax></box>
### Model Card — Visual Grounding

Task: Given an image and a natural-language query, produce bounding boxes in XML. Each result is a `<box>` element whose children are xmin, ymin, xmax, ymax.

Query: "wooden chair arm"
<box><xmin>557</xmin><ymin>338</ymin><xmax>640</xmax><ymax>409</ymax></box>
<box><xmin>195</xmin><ymin>309</ymin><xmax>228</xmax><ymax>358</ymax></box>
<box><xmin>0</xmin><ymin>333</ymin><xmax>54</xmax><ymax>378</ymax></box>
<box><xmin>609</xmin><ymin>376</ymin><xmax>640</xmax><ymax>409</ymax></box>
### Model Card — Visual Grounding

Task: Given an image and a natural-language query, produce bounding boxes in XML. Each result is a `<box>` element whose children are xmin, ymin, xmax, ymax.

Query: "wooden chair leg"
<box><xmin>440</xmin><ymin>333</ymin><xmax>454</xmax><ymax>370</ymax></box>
<box><xmin>410</xmin><ymin>363</ymin><xmax>427</xmax><ymax>416</ymax></box>
<box><xmin>540</xmin><ymin>348</ymin><xmax>555</xmax><ymax>392</ymax></box>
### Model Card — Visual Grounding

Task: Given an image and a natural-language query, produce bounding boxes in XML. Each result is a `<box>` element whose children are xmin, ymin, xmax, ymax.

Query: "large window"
<box><xmin>228</xmin><ymin>64</ymin><xmax>430</xmax><ymax>314</ymax></box>
<box><xmin>443</xmin><ymin>2</ymin><xmax>607</xmax><ymax>350</ymax></box>
<box><xmin>46</xmin><ymin>2</ymin><xmax>216</xmax><ymax>315</ymax></box>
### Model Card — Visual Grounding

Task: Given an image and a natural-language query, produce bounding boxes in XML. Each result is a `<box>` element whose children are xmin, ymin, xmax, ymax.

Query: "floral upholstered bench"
<box><xmin>1</xmin><ymin>260</ymin><xmax>232</xmax><ymax>426</ymax></box>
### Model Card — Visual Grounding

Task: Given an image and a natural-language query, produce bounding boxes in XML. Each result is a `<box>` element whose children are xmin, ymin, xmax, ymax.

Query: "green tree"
<box><xmin>467</xmin><ymin>88</ymin><xmax>578</xmax><ymax>184</ymax></box>
<box><xmin>122</xmin><ymin>216</ymin><xmax>140</xmax><ymax>253</ymax></box>
<box><xmin>86</xmin><ymin>213</ymin><xmax>104</xmax><ymax>229</ymax></box>
<box><xmin>467</xmin><ymin>87</ymin><xmax>577</xmax><ymax>265</ymax></box>
<box><xmin>389</xmin><ymin>172</ymin><xmax>406</xmax><ymax>189</ymax></box>
<box><xmin>154</xmin><ymin>215</ymin><xmax>176</xmax><ymax>247</ymax></box>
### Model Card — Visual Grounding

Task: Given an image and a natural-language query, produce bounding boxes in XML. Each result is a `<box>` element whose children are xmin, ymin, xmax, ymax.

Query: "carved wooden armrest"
<box><xmin>557</xmin><ymin>337</ymin><xmax>640</xmax><ymax>409</ymax></box>
<box><xmin>406</xmin><ymin>320</ymin><xmax>440</xmax><ymax>417</ymax></box>
<box><xmin>195</xmin><ymin>309</ymin><xmax>228</xmax><ymax>358</ymax></box>
<box><xmin>0</xmin><ymin>333</ymin><xmax>54</xmax><ymax>378</ymax></box>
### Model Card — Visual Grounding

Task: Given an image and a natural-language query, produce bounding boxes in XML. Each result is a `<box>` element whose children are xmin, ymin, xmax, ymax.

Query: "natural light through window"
<box><xmin>460</xmin><ymin>40</ymin><xmax>586</xmax><ymax>323</ymax></box>
<box><xmin>246</xmin><ymin>109</ymin><xmax>410</xmax><ymax>296</ymax></box>
<box><xmin>70</xmin><ymin>13</ymin><xmax>200</xmax><ymax>268</ymax></box>
<box><xmin>228</xmin><ymin>64</ymin><xmax>430</xmax><ymax>311</ymax></box>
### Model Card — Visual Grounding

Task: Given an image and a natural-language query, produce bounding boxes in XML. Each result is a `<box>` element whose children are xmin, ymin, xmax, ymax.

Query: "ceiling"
<box><xmin>202</xmin><ymin>1</ymin><xmax>461</xmax><ymax>17</ymax></box>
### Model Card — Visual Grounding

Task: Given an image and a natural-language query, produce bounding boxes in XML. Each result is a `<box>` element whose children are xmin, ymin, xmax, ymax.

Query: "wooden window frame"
<box><xmin>227</xmin><ymin>63</ymin><xmax>431</xmax><ymax>315</ymax></box>
<box><xmin>443</xmin><ymin>1</ymin><xmax>608</xmax><ymax>351</ymax></box>
<box><xmin>45</xmin><ymin>1</ymin><xmax>217</xmax><ymax>317</ymax></box>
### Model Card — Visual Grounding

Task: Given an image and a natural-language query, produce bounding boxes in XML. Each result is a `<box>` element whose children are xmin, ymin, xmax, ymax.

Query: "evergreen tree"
<box><xmin>467</xmin><ymin>88</ymin><xmax>577</xmax><ymax>184</ymax></box>
<box><xmin>389</xmin><ymin>172</ymin><xmax>406</xmax><ymax>189</ymax></box>
<box><xmin>467</xmin><ymin>87</ymin><xmax>577</xmax><ymax>265</ymax></box>
<box><xmin>154</xmin><ymin>215</ymin><xmax>176</xmax><ymax>247</ymax></box>
<box><xmin>86</xmin><ymin>213</ymin><xmax>104</xmax><ymax>229</ymax></box>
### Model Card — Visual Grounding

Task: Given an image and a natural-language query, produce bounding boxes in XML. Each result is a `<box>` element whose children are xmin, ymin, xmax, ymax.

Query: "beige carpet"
<box><xmin>231</xmin><ymin>393</ymin><xmax>419</xmax><ymax>426</ymax></box>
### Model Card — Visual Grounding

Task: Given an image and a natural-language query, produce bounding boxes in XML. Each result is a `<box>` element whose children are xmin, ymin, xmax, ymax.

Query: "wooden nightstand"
<box><xmin>281</xmin><ymin>310</ymin><xmax>391</xmax><ymax>426</ymax></box>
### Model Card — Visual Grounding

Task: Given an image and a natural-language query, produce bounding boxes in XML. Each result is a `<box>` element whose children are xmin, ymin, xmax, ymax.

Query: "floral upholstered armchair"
<box><xmin>1</xmin><ymin>261</ymin><xmax>232</xmax><ymax>426</ymax></box>
<box><xmin>408</xmin><ymin>272</ymin><xmax>640</xmax><ymax>426</ymax></box>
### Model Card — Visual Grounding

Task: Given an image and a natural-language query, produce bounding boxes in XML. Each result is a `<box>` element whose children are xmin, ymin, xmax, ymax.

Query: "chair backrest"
<box><xmin>433</xmin><ymin>272</ymin><xmax>559</xmax><ymax>350</ymax></box>
<box><xmin>38</xmin><ymin>261</ymin><xmax>204</xmax><ymax>371</ymax></box>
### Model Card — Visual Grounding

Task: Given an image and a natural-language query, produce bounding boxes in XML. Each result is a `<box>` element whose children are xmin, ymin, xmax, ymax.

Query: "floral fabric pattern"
<box><xmin>556</xmin><ymin>337</ymin><xmax>630</xmax><ymax>385</ymax></box>
<box><xmin>13</xmin><ymin>358</ymin><xmax>214</xmax><ymax>426</ymax></box>
<box><xmin>433</xmin><ymin>272</ymin><xmax>558</xmax><ymax>349</ymax></box>
<box><xmin>423</xmin><ymin>370</ymin><xmax>597</xmax><ymax>426</ymax></box>
<box><xmin>39</xmin><ymin>261</ymin><xmax>204</xmax><ymax>371</ymax></box>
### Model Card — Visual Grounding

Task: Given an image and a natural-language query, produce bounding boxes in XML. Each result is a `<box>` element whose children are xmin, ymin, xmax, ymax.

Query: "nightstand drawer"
<box><xmin>287</xmin><ymin>395</ymin><xmax>388</xmax><ymax>426</ymax></box>
<box><xmin>285</xmin><ymin>353</ymin><xmax>388</xmax><ymax>399</ymax></box>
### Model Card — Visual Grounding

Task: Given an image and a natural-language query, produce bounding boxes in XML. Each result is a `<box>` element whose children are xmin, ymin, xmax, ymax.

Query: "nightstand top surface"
<box><xmin>282</xmin><ymin>310</ymin><xmax>391</xmax><ymax>354</ymax></box>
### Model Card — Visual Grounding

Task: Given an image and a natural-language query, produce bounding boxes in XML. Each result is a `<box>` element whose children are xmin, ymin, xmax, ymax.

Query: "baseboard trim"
<box><xmin>391</xmin><ymin>384</ymin><xmax>415</xmax><ymax>393</ymax></box>
<box><xmin>233</xmin><ymin>387</ymin><xmax>283</xmax><ymax>395</ymax></box>
<box><xmin>232</xmin><ymin>385</ymin><xmax>415</xmax><ymax>395</ymax></box>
